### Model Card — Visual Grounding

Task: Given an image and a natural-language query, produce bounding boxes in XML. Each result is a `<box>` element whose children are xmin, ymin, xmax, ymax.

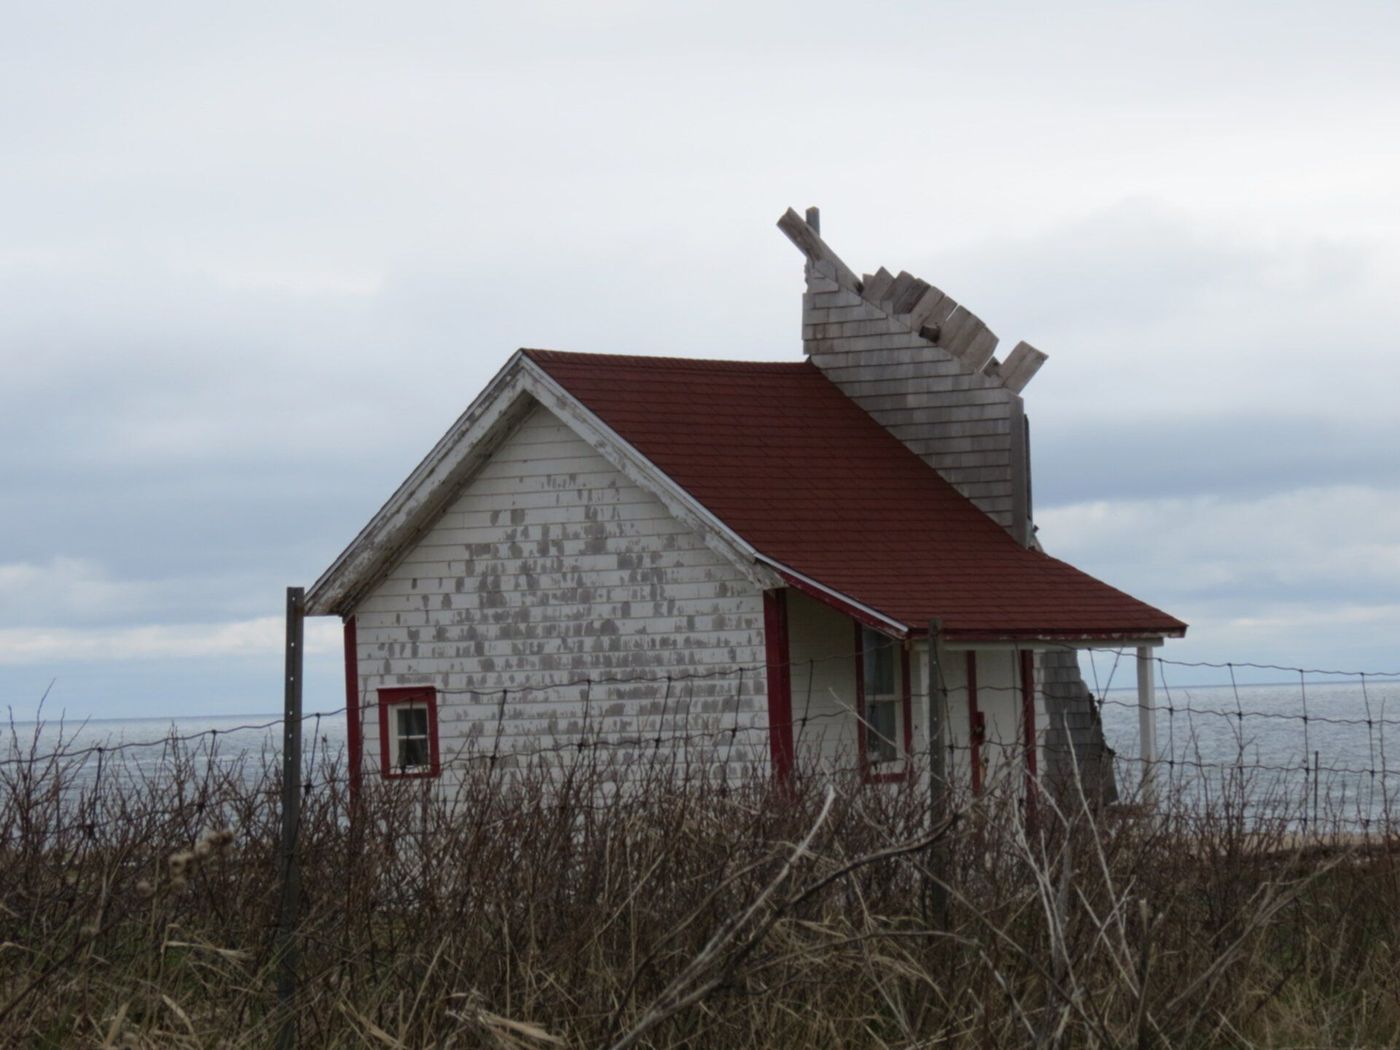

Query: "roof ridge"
<box><xmin>522</xmin><ymin>348</ymin><xmax>809</xmax><ymax>372</ymax></box>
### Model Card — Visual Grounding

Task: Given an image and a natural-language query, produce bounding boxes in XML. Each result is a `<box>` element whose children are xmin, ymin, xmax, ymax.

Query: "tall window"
<box><xmin>378</xmin><ymin>687</ymin><xmax>440</xmax><ymax>779</ymax></box>
<box><xmin>860</xmin><ymin>626</ymin><xmax>899</xmax><ymax>764</ymax></box>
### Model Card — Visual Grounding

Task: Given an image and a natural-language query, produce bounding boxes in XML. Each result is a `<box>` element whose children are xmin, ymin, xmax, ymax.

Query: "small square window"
<box><xmin>378</xmin><ymin>687</ymin><xmax>439</xmax><ymax>779</ymax></box>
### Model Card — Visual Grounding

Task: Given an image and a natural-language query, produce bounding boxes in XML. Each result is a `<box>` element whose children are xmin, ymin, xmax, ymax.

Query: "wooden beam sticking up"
<box><xmin>1000</xmin><ymin>341</ymin><xmax>1049</xmax><ymax>393</ymax></box>
<box><xmin>777</xmin><ymin>207</ymin><xmax>862</xmax><ymax>291</ymax></box>
<box><xmin>862</xmin><ymin>267</ymin><xmax>896</xmax><ymax>303</ymax></box>
<box><xmin>940</xmin><ymin>306</ymin><xmax>999</xmax><ymax>373</ymax></box>
<box><xmin>908</xmin><ymin>286</ymin><xmax>953</xmax><ymax>330</ymax></box>
<box><xmin>889</xmin><ymin>273</ymin><xmax>931</xmax><ymax>315</ymax></box>
<box><xmin>882</xmin><ymin>271</ymin><xmax>919</xmax><ymax>312</ymax></box>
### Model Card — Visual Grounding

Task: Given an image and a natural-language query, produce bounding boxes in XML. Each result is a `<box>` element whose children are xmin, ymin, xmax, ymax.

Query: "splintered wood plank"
<box><xmin>999</xmin><ymin>341</ymin><xmax>1049</xmax><ymax>393</ymax></box>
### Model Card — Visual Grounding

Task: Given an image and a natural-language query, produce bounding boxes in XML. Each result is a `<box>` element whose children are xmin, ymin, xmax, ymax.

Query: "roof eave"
<box><xmin>764</xmin><ymin>563</ymin><xmax>912</xmax><ymax>637</ymax></box>
<box><xmin>936</xmin><ymin>626</ymin><xmax>1188</xmax><ymax>647</ymax></box>
<box><xmin>305</xmin><ymin>350</ymin><xmax>536</xmax><ymax>616</ymax></box>
<box><xmin>306</xmin><ymin>351</ymin><xmax>785</xmax><ymax>617</ymax></box>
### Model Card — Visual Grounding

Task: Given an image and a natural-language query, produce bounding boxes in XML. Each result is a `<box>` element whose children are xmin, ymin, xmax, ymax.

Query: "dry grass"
<box><xmin>2</xmin><ymin>726</ymin><xmax>1400</xmax><ymax>1049</ymax></box>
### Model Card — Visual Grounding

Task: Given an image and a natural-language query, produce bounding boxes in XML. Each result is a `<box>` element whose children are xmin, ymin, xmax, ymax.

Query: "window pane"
<box><xmin>867</xmin><ymin>700</ymin><xmax>898</xmax><ymax>763</ymax></box>
<box><xmin>862</xmin><ymin>628</ymin><xmax>896</xmax><ymax>696</ymax></box>
<box><xmin>398</xmin><ymin>706</ymin><xmax>428</xmax><ymax>739</ymax></box>
<box><xmin>397</xmin><ymin>735</ymin><xmax>429</xmax><ymax>770</ymax></box>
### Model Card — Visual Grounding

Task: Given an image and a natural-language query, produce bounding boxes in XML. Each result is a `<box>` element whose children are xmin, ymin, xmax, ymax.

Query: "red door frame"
<box><xmin>763</xmin><ymin>589</ymin><xmax>794</xmax><ymax>782</ymax></box>
<box><xmin>343</xmin><ymin>616</ymin><xmax>363</xmax><ymax>800</ymax></box>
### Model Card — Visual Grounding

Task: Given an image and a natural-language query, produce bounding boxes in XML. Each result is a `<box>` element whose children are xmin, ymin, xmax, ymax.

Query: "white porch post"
<box><xmin>1136</xmin><ymin>646</ymin><xmax>1157</xmax><ymax>805</ymax></box>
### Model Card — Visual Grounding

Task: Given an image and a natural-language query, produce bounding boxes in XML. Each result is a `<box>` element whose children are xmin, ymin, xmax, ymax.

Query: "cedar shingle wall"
<box><xmin>801</xmin><ymin>267</ymin><xmax>1027</xmax><ymax>537</ymax></box>
<box><xmin>350</xmin><ymin>403</ymin><xmax>769</xmax><ymax>789</ymax></box>
<box><xmin>797</xmin><ymin>263</ymin><xmax>1113</xmax><ymax>796</ymax></box>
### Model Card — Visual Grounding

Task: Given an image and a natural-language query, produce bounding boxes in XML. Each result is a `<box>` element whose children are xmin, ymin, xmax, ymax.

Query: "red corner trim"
<box><xmin>377</xmin><ymin>686</ymin><xmax>441</xmax><ymax>779</ymax></box>
<box><xmin>1020</xmin><ymin>648</ymin><xmax>1038</xmax><ymax>820</ymax></box>
<box><xmin>763</xmin><ymin>589</ymin><xmax>794</xmax><ymax>782</ymax></box>
<box><xmin>343</xmin><ymin>617</ymin><xmax>362</xmax><ymax>800</ymax></box>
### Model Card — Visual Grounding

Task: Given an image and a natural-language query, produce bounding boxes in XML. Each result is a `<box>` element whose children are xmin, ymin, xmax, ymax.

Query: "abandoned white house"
<box><xmin>306</xmin><ymin>208</ymin><xmax>1186</xmax><ymax>800</ymax></box>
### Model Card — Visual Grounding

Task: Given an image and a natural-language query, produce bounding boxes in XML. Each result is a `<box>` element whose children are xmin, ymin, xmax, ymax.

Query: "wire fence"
<box><xmin>6</xmin><ymin>643</ymin><xmax>1400</xmax><ymax>836</ymax></box>
<box><xmin>5</xmin><ymin>640</ymin><xmax>1399</xmax><ymax>1048</ymax></box>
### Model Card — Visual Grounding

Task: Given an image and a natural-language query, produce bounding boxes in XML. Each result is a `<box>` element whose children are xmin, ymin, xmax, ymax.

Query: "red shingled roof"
<box><xmin>525</xmin><ymin>349</ymin><xmax>1186</xmax><ymax>641</ymax></box>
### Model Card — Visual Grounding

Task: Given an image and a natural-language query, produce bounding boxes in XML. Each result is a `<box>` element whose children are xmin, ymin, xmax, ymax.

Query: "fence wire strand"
<box><xmin>7</xmin><ymin>644</ymin><xmax>1400</xmax><ymax>834</ymax></box>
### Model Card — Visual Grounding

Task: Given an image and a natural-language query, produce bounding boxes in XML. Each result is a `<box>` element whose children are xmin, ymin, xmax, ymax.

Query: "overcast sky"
<box><xmin>4</xmin><ymin>1</ymin><xmax>1399</xmax><ymax>720</ymax></box>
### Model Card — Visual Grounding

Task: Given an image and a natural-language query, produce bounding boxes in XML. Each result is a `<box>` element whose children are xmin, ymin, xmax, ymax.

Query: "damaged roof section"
<box><xmin>777</xmin><ymin>208</ymin><xmax>1048</xmax><ymax>394</ymax></box>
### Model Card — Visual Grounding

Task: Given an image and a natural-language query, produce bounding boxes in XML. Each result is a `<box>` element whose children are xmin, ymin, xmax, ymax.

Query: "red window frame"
<box><xmin>763</xmin><ymin>589</ymin><xmax>795</xmax><ymax>783</ymax></box>
<box><xmin>377</xmin><ymin>686</ymin><xmax>441</xmax><ymax>779</ymax></box>
<box><xmin>854</xmin><ymin>624</ymin><xmax>913</xmax><ymax>783</ymax></box>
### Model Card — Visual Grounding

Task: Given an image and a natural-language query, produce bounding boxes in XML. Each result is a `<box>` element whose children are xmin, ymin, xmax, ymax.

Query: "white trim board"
<box><xmin>305</xmin><ymin>351</ymin><xmax>780</xmax><ymax>617</ymax></box>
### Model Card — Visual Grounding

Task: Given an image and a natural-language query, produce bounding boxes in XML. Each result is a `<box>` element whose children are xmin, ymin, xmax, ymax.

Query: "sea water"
<box><xmin>2</xmin><ymin>711</ymin><xmax>349</xmax><ymax>792</ymax></box>
<box><xmin>8</xmin><ymin>681</ymin><xmax>1400</xmax><ymax>827</ymax></box>
<box><xmin>1099</xmin><ymin>680</ymin><xmax>1400</xmax><ymax>826</ymax></box>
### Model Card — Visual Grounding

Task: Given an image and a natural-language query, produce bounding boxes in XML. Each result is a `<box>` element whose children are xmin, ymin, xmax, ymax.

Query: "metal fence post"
<box><xmin>276</xmin><ymin>586</ymin><xmax>305</xmax><ymax>1050</ymax></box>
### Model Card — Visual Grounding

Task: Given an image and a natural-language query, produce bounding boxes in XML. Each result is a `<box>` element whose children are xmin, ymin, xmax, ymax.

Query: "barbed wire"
<box><xmin>9</xmin><ymin>710</ymin><xmax>1399</xmax><ymax>787</ymax></box>
<box><xmin>6</xmin><ymin>645</ymin><xmax>1400</xmax><ymax>822</ymax></box>
<box><xmin>14</xmin><ymin>727</ymin><xmax>1400</xmax><ymax>839</ymax></box>
<box><xmin>0</xmin><ymin>708</ymin><xmax>347</xmax><ymax>771</ymax></box>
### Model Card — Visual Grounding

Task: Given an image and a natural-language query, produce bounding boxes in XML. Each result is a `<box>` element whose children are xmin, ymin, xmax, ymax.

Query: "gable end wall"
<box><xmin>350</xmin><ymin>402</ymin><xmax>770</xmax><ymax>790</ymax></box>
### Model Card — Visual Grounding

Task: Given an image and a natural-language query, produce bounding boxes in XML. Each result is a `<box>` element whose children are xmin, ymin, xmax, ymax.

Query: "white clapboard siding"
<box><xmin>353</xmin><ymin>403</ymin><xmax>768</xmax><ymax>793</ymax></box>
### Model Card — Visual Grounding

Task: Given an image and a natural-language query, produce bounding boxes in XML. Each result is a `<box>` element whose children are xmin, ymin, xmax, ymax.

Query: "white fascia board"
<box><xmin>758</xmin><ymin>557</ymin><xmax>910</xmax><ymax>636</ymax></box>
<box><xmin>305</xmin><ymin>351</ymin><xmax>537</xmax><ymax>615</ymax></box>
<box><xmin>942</xmin><ymin>637</ymin><xmax>1170</xmax><ymax>652</ymax></box>
<box><xmin>307</xmin><ymin>352</ymin><xmax>781</xmax><ymax>616</ymax></box>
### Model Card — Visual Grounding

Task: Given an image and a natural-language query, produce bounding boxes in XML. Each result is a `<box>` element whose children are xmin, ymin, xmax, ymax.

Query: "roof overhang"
<box><xmin>939</xmin><ymin>634</ymin><xmax>1179</xmax><ymax>651</ymax></box>
<box><xmin>305</xmin><ymin>351</ymin><xmax>782</xmax><ymax>616</ymax></box>
<box><xmin>762</xmin><ymin>567</ymin><xmax>1185</xmax><ymax>648</ymax></box>
<box><xmin>308</xmin><ymin>347</ymin><xmax>1189</xmax><ymax>645</ymax></box>
<box><xmin>766</xmin><ymin>563</ymin><xmax>911</xmax><ymax>637</ymax></box>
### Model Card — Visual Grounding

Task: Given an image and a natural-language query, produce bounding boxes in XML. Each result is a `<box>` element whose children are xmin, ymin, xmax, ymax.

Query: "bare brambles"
<box><xmin>1</xmin><ymin>726</ymin><xmax>1399</xmax><ymax>1048</ymax></box>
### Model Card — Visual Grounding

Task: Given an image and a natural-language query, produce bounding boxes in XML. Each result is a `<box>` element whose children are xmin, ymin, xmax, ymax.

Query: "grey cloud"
<box><xmin>1031</xmin><ymin>415</ymin><xmax>1400</xmax><ymax>507</ymax></box>
<box><xmin>3</xmin><ymin>1</ymin><xmax>1400</xmax><ymax>717</ymax></box>
<box><xmin>1</xmin><ymin>650</ymin><xmax>345</xmax><ymax>721</ymax></box>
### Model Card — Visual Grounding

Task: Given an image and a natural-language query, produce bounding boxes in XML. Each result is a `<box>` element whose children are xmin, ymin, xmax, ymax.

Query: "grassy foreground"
<box><xmin>2</xmin><ymin>731</ymin><xmax>1400</xmax><ymax>1049</ymax></box>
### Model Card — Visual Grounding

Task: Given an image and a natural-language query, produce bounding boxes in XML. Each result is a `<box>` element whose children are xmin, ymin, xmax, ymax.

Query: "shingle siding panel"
<box><xmin>353</xmin><ymin>403</ymin><xmax>769</xmax><ymax>789</ymax></box>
